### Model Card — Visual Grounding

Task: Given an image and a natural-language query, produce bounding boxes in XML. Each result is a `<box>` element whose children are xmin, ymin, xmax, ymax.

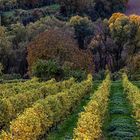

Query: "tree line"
<box><xmin>1</xmin><ymin>0</ymin><xmax>139</xmax><ymax>80</ymax></box>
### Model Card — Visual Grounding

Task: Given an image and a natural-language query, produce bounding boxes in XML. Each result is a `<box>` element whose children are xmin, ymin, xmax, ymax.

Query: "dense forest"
<box><xmin>1</xmin><ymin>0</ymin><xmax>139</xmax><ymax>81</ymax></box>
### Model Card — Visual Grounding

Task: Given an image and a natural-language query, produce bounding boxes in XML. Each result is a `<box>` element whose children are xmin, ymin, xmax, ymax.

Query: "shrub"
<box><xmin>1</xmin><ymin>73</ymin><xmax>22</xmax><ymax>80</ymax></box>
<box><xmin>63</xmin><ymin>68</ymin><xmax>86</xmax><ymax>82</ymax></box>
<box><xmin>32</xmin><ymin>59</ymin><xmax>62</xmax><ymax>80</ymax></box>
<box><xmin>32</xmin><ymin>59</ymin><xmax>88</xmax><ymax>81</ymax></box>
<box><xmin>94</xmin><ymin>70</ymin><xmax>106</xmax><ymax>81</ymax></box>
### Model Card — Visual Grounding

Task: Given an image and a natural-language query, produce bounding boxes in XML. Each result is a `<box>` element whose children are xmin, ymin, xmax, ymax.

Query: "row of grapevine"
<box><xmin>73</xmin><ymin>74</ymin><xmax>111</xmax><ymax>140</ymax></box>
<box><xmin>0</xmin><ymin>78</ymin><xmax>75</xmax><ymax>131</ymax></box>
<box><xmin>0</xmin><ymin>75</ymin><xmax>92</xmax><ymax>140</ymax></box>
<box><xmin>0</xmin><ymin>78</ymin><xmax>56</xmax><ymax>99</ymax></box>
<box><xmin>123</xmin><ymin>74</ymin><xmax>140</xmax><ymax>130</ymax></box>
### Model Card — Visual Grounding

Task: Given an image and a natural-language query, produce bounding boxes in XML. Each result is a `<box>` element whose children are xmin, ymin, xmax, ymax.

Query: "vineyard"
<box><xmin>0</xmin><ymin>74</ymin><xmax>139</xmax><ymax>140</ymax></box>
<box><xmin>0</xmin><ymin>0</ymin><xmax>140</xmax><ymax>140</ymax></box>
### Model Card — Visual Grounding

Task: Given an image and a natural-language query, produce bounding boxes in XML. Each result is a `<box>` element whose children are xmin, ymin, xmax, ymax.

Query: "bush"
<box><xmin>64</xmin><ymin>68</ymin><xmax>86</xmax><ymax>82</ymax></box>
<box><xmin>32</xmin><ymin>59</ymin><xmax>62</xmax><ymax>80</ymax></box>
<box><xmin>94</xmin><ymin>70</ymin><xmax>106</xmax><ymax>81</ymax></box>
<box><xmin>111</xmin><ymin>72</ymin><xmax>122</xmax><ymax>81</ymax></box>
<box><xmin>1</xmin><ymin>73</ymin><xmax>22</xmax><ymax>80</ymax></box>
<box><xmin>32</xmin><ymin>59</ymin><xmax>87</xmax><ymax>81</ymax></box>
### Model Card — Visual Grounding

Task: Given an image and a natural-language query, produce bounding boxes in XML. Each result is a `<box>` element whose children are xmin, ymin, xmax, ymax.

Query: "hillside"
<box><xmin>0</xmin><ymin>1</ymin><xmax>140</xmax><ymax>140</ymax></box>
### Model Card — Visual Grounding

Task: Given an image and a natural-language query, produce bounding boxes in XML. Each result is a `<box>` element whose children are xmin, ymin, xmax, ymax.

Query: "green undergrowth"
<box><xmin>104</xmin><ymin>82</ymin><xmax>139</xmax><ymax>140</ymax></box>
<box><xmin>43</xmin><ymin>82</ymin><xmax>100</xmax><ymax>140</ymax></box>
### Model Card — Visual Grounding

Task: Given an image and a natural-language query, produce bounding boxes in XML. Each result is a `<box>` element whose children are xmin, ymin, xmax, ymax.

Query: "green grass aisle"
<box><xmin>43</xmin><ymin>83</ymin><xmax>100</xmax><ymax>140</ymax></box>
<box><xmin>104</xmin><ymin>82</ymin><xmax>139</xmax><ymax>140</ymax></box>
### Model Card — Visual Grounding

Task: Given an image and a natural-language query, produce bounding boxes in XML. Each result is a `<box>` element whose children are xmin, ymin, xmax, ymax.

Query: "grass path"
<box><xmin>104</xmin><ymin>82</ymin><xmax>138</xmax><ymax>140</ymax></box>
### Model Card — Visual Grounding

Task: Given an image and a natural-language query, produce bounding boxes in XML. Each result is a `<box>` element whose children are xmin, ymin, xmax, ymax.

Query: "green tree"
<box><xmin>109</xmin><ymin>13</ymin><xmax>140</xmax><ymax>71</ymax></box>
<box><xmin>70</xmin><ymin>16</ymin><xmax>94</xmax><ymax>49</ymax></box>
<box><xmin>32</xmin><ymin>59</ymin><xmax>61</xmax><ymax>80</ymax></box>
<box><xmin>58</xmin><ymin>0</ymin><xmax>95</xmax><ymax>16</ymax></box>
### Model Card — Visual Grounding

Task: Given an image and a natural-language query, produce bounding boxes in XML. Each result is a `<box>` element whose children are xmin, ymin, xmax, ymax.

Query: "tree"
<box><xmin>0</xmin><ymin>17</ymin><xmax>67</xmax><ymax>76</ymax></box>
<box><xmin>109</xmin><ymin>13</ymin><xmax>140</xmax><ymax>71</ymax></box>
<box><xmin>89</xmin><ymin>13</ymin><xmax>140</xmax><ymax>74</ymax></box>
<box><xmin>58</xmin><ymin>0</ymin><xmax>128</xmax><ymax>20</ymax></box>
<box><xmin>27</xmin><ymin>29</ymin><xmax>94</xmax><ymax>76</ymax></box>
<box><xmin>70</xmin><ymin>16</ymin><xmax>94</xmax><ymax>49</ymax></box>
<box><xmin>58</xmin><ymin>0</ymin><xmax>95</xmax><ymax>16</ymax></box>
<box><xmin>10</xmin><ymin>23</ymin><xmax>27</xmax><ymax>45</ymax></box>
<box><xmin>89</xmin><ymin>19</ymin><xmax>117</xmax><ymax>72</ymax></box>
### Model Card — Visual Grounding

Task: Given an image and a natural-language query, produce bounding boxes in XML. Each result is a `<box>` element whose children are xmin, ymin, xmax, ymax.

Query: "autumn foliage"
<box><xmin>74</xmin><ymin>74</ymin><xmax>111</xmax><ymax>139</ymax></box>
<box><xmin>0</xmin><ymin>75</ymin><xmax>92</xmax><ymax>140</ymax></box>
<box><xmin>109</xmin><ymin>13</ymin><xmax>140</xmax><ymax>78</ymax></box>
<box><xmin>27</xmin><ymin>29</ymin><xmax>94</xmax><ymax>75</ymax></box>
<box><xmin>123</xmin><ymin>74</ymin><xmax>140</xmax><ymax>130</ymax></box>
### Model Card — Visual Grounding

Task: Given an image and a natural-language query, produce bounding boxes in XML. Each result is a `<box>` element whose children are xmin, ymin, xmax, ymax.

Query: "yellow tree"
<box><xmin>109</xmin><ymin>13</ymin><xmax>140</xmax><ymax>76</ymax></box>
